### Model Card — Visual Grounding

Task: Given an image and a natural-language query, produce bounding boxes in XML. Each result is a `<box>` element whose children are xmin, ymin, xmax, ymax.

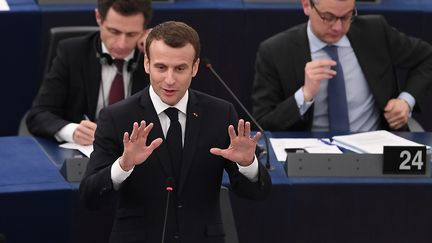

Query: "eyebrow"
<box><xmin>321</xmin><ymin>8</ymin><xmax>355</xmax><ymax>17</ymax></box>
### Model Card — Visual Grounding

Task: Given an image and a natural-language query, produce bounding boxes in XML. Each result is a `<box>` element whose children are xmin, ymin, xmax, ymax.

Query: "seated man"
<box><xmin>252</xmin><ymin>0</ymin><xmax>432</xmax><ymax>132</ymax></box>
<box><xmin>26</xmin><ymin>0</ymin><xmax>152</xmax><ymax>145</ymax></box>
<box><xmin>79</xmin><ymin>21</ymin><xmax>271</xmax><ymax>243</ymax></box>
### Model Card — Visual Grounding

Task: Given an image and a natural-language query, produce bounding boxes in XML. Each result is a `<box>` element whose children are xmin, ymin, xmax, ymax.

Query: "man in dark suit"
<box><xmin>252</xmin><ymin>0</ymin><xmax>432</xmax><ymax>132</ymax></box>
<box><xmin>26</xmin><ymin>0</ymin><xmax>152</xmax><ymax>145</ymax></box>
<box><xmin>79</xmin><ymin>21</ymin><xmax>271</xmax><ymax>243</ymax></box>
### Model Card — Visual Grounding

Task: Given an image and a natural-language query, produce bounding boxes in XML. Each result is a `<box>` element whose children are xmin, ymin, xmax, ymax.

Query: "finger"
<box><xmin>129</xmin><ymin>122</ymin><xmax>139</xmax><ymax>142</ymax></box>
<box><xmin>137</xmin><ymin>120</ymin><xmax>147</xmax><ymax>138</ymax></box>
<box><xmin>123</xmin><ymin>132</ymin><xmax>130</xmax><ymax>144</ymax></box>
<box><xmin>244</xmin><ymin>121</ymin><xmax>251</xmax><ymax>137</ymax></box>
<box><xmin>81</xmin><ymin>120</ymin><xmax>97</xmax><ymax>130</ymax></box>
<box><xmin>148</xmin><ymin>138</ymin><xmax>163</xmax><ymax>151</ymax></box>
<box><xmin>141</xmin><ymin>122</ymin><xmax>154</xmax><ymax>138</ymax></box>
<box><xmin>237</xmin><ymin>119</ymin><xmax>245</xmax><ymax>136</ymax></box>
<box><xmin>252</xmin><ymin>131</ymin><xmax>262</xmax><ymax>143</ymax></box>
<box><xmin>209</xmin><ymin>147</ymin><xmax>223</xmax><ymax>156</ymax></box>
<box><xmin>227</xmin><ymin>125</ymin><xmax>236</xmax><ymax>140</ymax></box>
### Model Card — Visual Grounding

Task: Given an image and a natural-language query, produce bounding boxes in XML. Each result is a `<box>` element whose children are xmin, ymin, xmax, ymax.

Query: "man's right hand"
<box><xmin>303</xmin><ymin>59</ymin><xmax>337</xmax><ymax>101</ymax></box>
<box><xmin>73</xmin><ymin>120</ymin><xmax>97</xmax><ymax>145</ymax></box>
<box><xmin>119</xmin><ymin>121</ymin><xmax>163</xmax><ymax>172</ymax></box>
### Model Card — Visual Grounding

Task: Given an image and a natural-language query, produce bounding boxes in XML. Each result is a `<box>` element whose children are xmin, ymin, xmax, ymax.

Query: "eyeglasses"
<box><xmin>311</xmin><ymin>1</ymin><xmax>357</xmax><ymax>26</ymax></box>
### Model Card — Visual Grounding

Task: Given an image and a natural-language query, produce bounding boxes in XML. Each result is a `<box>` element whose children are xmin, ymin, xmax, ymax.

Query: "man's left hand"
<box><xmin>384</xmin><ymin>98</ymin><xmax>410</xmax><ymax>130</ymax></box>
<box><xmin>210</xmin><ymin>119</ymin><xmax>261</xmax><ymax>166</ymax></box>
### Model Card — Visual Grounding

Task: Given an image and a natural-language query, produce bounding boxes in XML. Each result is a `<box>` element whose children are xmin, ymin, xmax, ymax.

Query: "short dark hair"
<box><xmin>97</xmin><ymin>0</ymin><xmax>153</xmax><ymax>27</ymax></box>
<box><xmin>145</xmin><ymin>21</ymin><xmax>201</xmax><ymax>62</ymax></box>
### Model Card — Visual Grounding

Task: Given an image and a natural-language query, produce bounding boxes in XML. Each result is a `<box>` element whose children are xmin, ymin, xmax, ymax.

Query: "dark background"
<box><xmin>2</xmin><ymin>0</ymin><xmax>432</xmax><ymax>136</ymax></box>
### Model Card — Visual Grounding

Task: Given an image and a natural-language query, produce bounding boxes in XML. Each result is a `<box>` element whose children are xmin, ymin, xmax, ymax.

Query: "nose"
<box><xmin>331</xmin><ymin>18</ymin><xmax>343</xmax><ymax>32</ymax></box>
<box><xmin>116</xmin><ymin>34</ymin><xmax>128</xmax><ymax>49</ymax></box>
<box><xmin>164</xmin><ymin>69</ymin><xmax>176</xmax><ymax>85</ymax></box>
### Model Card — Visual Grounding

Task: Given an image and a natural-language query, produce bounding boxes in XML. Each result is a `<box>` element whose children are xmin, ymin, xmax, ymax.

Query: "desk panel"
<box><xmin>27</xmin><ymin>132</ymin><xmax>432</xmax><ymax>243</ymax></box>
<box><xmin>0</xmin><ymin>136</ymin><xmax>72</xmax><ymax>243</ymax></box>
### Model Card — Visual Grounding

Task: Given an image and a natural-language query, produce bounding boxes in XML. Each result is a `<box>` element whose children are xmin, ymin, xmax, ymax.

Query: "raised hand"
<box><xmin>210</xmin><ymin>119</ymin><xmax>261</xmax><ymax>166</ymax></box>
<box><xmin>303</xmin><ymin>59</ymin><xmax>336</xmax><ymax>101</ymax></box>
<box><xmin>119</xmin><ymin>120</ymin><xmax>163</xmax><ymax>171</ymax></box>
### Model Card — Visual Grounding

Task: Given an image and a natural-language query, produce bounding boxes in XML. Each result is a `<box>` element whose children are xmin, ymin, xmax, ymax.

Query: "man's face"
<box><xmin>96</xmin><ymin>8</ymin><xmax>145</xmax><ymax>59</ymax></box>
<box><xmin>144</xmin><ymin>40</ymin><xmax>199</xmax><ymax>106</ymax></box>
<box><xmin>303</xmin><ymin>0</ymin><xmax>356</xmax><ymax>44</ymax></box>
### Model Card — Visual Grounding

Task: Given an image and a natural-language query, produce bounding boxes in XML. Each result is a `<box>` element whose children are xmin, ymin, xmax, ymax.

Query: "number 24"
<box><xmin>399</xmin><ymin>150</ymin><xmax>423</xmax><ymax>170</ymax></box>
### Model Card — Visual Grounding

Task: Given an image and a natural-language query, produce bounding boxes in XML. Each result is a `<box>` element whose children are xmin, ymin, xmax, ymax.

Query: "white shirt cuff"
<box><xmin>54</xmin><ymin>123</ymin><xmax>79</xmax><ymax>143</ymax></box>
<box><xmin>111</xmin><ymin>158</ymin><xmax>134</xmax><ymax>190</ymax></box>
<box><xmin>237</xmin><ymin>157</ymin><xmax>259</xmax><ymax>182</ymax></box>
<box><xmin>398</xmin><ymin>92</ymin><xmax>415</xmax><ymax>116</ymax></box>
<box><xmin>295</xmin><ymin>87</ymin><xmax>314</xmax><ymax>116</ymax></box>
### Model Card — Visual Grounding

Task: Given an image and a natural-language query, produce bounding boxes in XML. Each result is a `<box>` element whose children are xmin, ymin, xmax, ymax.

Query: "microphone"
<box><xmin>202</xmin><ymin>58</ymin><xmax>273</xmax><ymax>170</ymax></box>
<box><xmin>161</xmin><ymin>177</ymin><xmax>175</xmax><ymax>243</ymax></box>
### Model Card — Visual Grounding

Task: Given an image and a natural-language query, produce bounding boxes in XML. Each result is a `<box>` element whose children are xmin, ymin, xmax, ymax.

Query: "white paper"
<box><xmin>59</xmin><ymin>142</ymin><xmax>93</xmax><ymax>157</ymax></box>
<box><xmin>270</xmin><ymin>138</ymin><xmax>342</xmax><ymax>161</ymax></box>
<box><xmin>0</xmin><ymin>0</ymin><xmax>10</xmax><ymax>11</ymax></box>
<box><xmin>332</xmin><ymin>130</ymin><xmax>430</xmax><ymax>154</ymax></box>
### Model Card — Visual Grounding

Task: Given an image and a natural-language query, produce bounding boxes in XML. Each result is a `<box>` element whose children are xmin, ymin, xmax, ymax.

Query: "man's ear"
<box><xmin>144</xmin><ymin>55</ymin><xmax>150</xmax><ymax>74</ymax></box>
<box><xmin>192</xmin><ymin>58</ymin><xmax>200</xmax><ymax>77</ymax></box>
<box><xmin>95</xmin><ymin>9</ymin><xmax>102</xmax><ymax>26</ymax></box>
<box><xmin>302</xmin><ymin>0</ymin><xmax>312</xmax><ymax>16</ymax></box>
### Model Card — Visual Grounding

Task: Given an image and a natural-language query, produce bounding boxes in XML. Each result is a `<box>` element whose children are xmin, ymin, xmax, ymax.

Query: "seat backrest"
<box><xmin>43</xmin><ymin>26</ymin><xmax>99</xmax><ymax>75</ymax></box>
<box><xmin>220</xmin><ymin>186</ymin><xmax>239</xmax><ymax>243</ymax></box>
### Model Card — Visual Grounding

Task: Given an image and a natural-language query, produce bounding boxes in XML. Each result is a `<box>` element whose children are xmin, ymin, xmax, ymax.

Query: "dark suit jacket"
<box><xmin>79</xmin><ymin>87</ymin><xmax>271</xmax><ymax>243</ymax></box>
<box><xmin>252</xmin><ymin>15</ymin><xmax>432</xmax><ymax>131</ymax></box>
<box><xmin>26</xmin><ymin>32</ymin><xmax>149</xmax><ymax>139</ymax></box>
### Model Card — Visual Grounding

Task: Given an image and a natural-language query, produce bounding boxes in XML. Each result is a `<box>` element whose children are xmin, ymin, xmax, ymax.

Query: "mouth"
<box><xmin>163</xmin><ymin>88</ymin><xmax>176</xmax><ymax>96</ymax></box>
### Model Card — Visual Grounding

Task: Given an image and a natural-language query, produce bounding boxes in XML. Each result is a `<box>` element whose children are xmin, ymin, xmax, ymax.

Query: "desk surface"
<box><xmin>4</xmin><ymin>132</ymin><xmax>432</xmax><ymax>243</ymax></box>
<box><xmin>0</xmin><ymin>136</ymin><xmax>72</xmax><ymax>243</ymax></box>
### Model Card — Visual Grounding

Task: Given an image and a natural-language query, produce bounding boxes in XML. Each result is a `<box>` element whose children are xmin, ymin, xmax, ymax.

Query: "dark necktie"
<box><xmin>323</xmin><ymin>45</ymin><xmax>350</xmax><ymax>132</ymax></box>
<box><xmin>108</xmin><ymin>59</ymin><xmax>125</xmax><ymax>105</ymax></box>
<box><xmin>164</xmin><ymin>107</ymin><xmax>183</xmax><ymax>182</ymax></box>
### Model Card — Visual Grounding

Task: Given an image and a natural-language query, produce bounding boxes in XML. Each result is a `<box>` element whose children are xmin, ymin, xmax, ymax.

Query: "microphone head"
<box><xmin>165</xmin><ymin>177</ymin><xmax>175</xmax><ymax>191</ymax></box>
<box><xmin>201</xmin><ymin>58</ymin><xmax>212</xmax><ymax>69</ymax></box>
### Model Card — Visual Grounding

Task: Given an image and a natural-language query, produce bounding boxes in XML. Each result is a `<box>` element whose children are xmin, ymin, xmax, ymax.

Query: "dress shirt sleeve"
<box><xmin>111</xmin><ymin>158</ymin><xmax>134</xmax><ymax>190</ymax></box>
<box><xmin>237</xmin><ymin>157</ymin><xmax>259</xmax><ymax>182</ymax></box>
<box><xmin>398</xmin><ymin>92</ymin><xmax>415</xmax><ymax>116</ymax></box>
<box><xmin>54</xmin><ymin>123</ymin><xmax>79</xmax><ymax>143</ymax></box>
<box><xmin>295</xmin><ymin>87</ymin><xmax>314</xmax><ymax>116</ymax></box>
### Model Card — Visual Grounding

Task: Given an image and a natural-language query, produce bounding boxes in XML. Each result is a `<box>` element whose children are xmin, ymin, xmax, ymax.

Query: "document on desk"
<box><xmin>270</xmin><ymin>138</ymin><xmax>342</xmax><ymax>161</ymax></box>
<box><xmin>59</xmin><ymin>143</ymin><xmax>93</xmax><ymax>157</ymax></box>
<box><xmin>0</xmin><ymin>0</ymin><xmax>9</xmax><ymax>11</ymax></box>
<box><xmin>332</xmin><ymin>130</ymin><xmax>430</xmax><ymax>154</ymax></box>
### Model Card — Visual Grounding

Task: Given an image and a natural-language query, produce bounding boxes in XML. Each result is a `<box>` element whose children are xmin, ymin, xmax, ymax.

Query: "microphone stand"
<box><xmin>203</xmin><ymin>59</ymin><xmax>274</xmax><ymax>170</ymax></box>
<box><xmin>161</xmin><ymin>179</ymin><xmax>174</xmax><ymax>243</ymax></box>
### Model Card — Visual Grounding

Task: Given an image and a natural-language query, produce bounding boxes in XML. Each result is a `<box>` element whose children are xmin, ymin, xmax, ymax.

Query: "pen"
<box><xmin>83</xmin><ymin>114</ymin><xmax>90</xmax><ymax>121</ymax></box>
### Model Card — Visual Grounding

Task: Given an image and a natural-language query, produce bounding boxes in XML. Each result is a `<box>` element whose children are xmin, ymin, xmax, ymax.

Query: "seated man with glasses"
<box><xmin>252</xmin><ymin>0</ymin><xmax>432</xmax><ymax>132</ymax></box>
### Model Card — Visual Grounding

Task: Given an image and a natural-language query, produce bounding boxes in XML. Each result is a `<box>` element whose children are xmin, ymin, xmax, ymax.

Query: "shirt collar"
<box><xmin>307</xmin><ymin>20</ymin><xmax>351</xmax><ymax>53</ymax></box>
<box><xmin>149</xmin><ymin>85</ymin><xmax>189</xmax><ymax>116</ymax></box>
<box><xmin>101</xmin><ymin>41</ymin><xmax>135</xmax><ymax>62</ymax></box>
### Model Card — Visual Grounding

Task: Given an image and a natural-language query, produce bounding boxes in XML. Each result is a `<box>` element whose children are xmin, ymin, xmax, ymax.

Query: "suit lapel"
<box><xmin>178</xmin><ymin>90</ymin><xmax>201</xmax><ymax>194</ymax></box>
<box><xmin>139</xmin><ymin>88</ymin><xmax>174</xmax><ymax>179</ymax></box>
<box><xmin>294</xmin><ymin>24</ymin><xmax>312</xmax><ymax>87</ymax></box>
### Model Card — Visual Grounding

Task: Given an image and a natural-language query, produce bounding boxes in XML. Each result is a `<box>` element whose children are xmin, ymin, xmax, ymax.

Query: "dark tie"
<box><xmin>108</xmin><ymin>59</ymin><xmax>125</xmax><ymax>105</ymax></box>
<box><xmin>323</xmin><ymin>45</ymin><xmax>350</xmax><ymax>132</ymax></box>
<box><xmin>164</xmin><ymin>107</ymin><xmax>183</xmax><ymax>182</ymax></box>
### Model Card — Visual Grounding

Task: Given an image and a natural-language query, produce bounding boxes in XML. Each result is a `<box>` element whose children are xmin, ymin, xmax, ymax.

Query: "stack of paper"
<box><xmin>332</xmin><ymin>130</ymin><xmax>430</xmax><ymax>154</ymax></box>
<box><xmin>270</xmin><ymin>138</ymin><xmax>342</xmax><ymax>161</ymax></box>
